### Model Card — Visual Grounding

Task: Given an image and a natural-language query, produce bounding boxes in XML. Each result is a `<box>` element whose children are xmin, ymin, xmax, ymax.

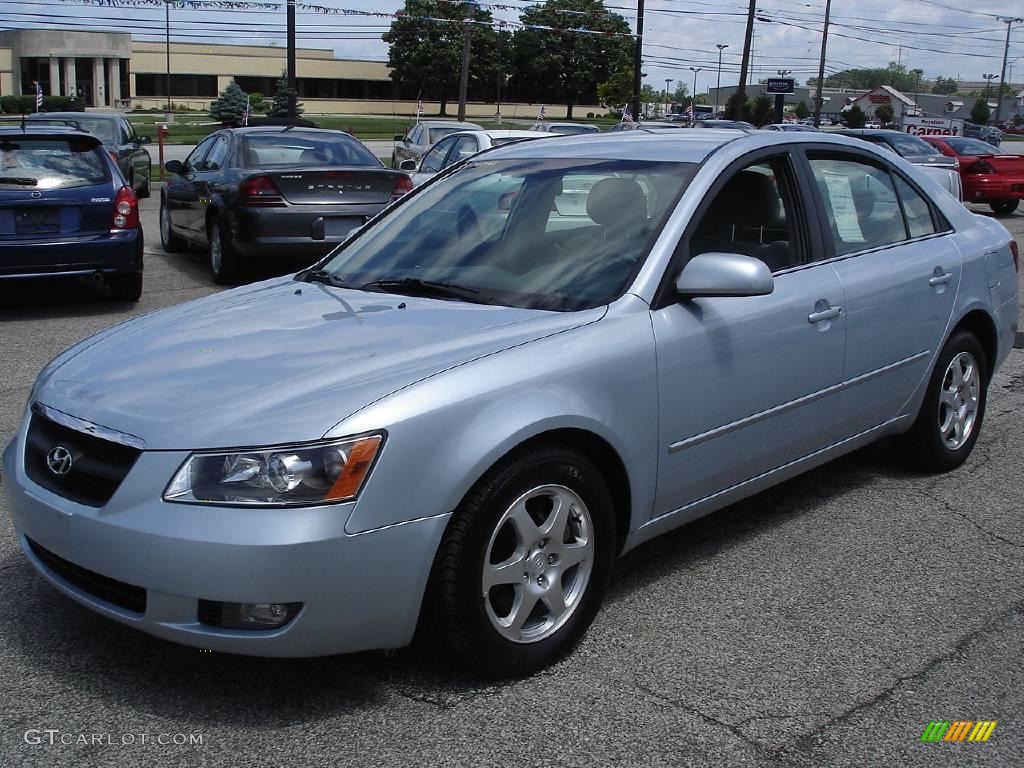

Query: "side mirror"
<box><xmin>398</xmin><ymin>159</ymin><xmax>418</xmax><ymax>172</ymax></box>
<box><xmin>137</xmin><ymin>135</ymin><xmax>151</xmax><ymax>145</ymax></box>
<box><xmin>676</xmin><ymin>253</ymin><xmax>774</xmax><ymax>298</ymax></box>
<box><xmin>394</xmin><ymin>134</ymin><xmax>404</xmax><ymax>142</ymax></box>
<box><xmin>164</xmin><ymin>159</ymin><xmax>183</xmax><ymax>174</ymax></box>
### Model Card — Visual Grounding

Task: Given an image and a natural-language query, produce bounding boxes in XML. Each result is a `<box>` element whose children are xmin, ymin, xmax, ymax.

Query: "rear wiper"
<box><xmin>360</xmin><ymin>277</ymin><xmax>490</xmax><ymax>304</ymax></box>
<box><xmin>0</xmin><ymin>176</ymin><xmax>38</xmax><ymax>186</ymax></box>
<box><xmin>298</xmin><ymin>269</ymin><xmax>357</xmax><ymax>288</ymax></box>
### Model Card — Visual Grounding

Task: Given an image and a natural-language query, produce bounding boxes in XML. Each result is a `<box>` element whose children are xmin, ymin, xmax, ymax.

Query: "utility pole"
<box><xmin>632</xmin><ymin>0</ymin><xmax>646</xmax><ymax>122</ymax></box>
<box><xmin>994</xmin><ymin>17</ymin><xmax>1022</xmax><ymax>125</ymax></box>
<box><xmin>457</xmin><ymin>1</ymin><xmax>474</xmax><ymax>122</ymax></box>
<box><xmin>812</xmin><ymin>0</ymin><xmax>833</xmax><ymax>128</ymax></box>
<box><xmin>665</xmin><ymin>78</ymin><xmax>672</xmax><ymax>114</ymax></box>
<box><xmin>716</xmin><ymin>44</ymin><xmax>728</xmax><ymax>113</ymax></box>
<box><xmin>286</xmin><ymin>0</ymin><xmax>297</xmax><ymax>118</ymax></box>
<box><xmin>735</xmin><ymin>0</ymin><xmax>757</xmax><ymax>119</ymax></box>
<box><xmin>163</xmin><ymin>0</ymin><xmax>172</xmax><ymax>114</ymax></box>
<box><xmin>689</xmin><ymin>66</ymin><xmax>702</xmax><ymax>119</ymax></box>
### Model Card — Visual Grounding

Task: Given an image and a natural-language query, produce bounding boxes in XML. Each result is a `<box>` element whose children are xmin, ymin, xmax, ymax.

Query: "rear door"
<box><xmin>803</xmin><ymin>148</ymin><xmax>961</xmax><ymax>437</ymax></box>
<box><xmin>190</xmin><ymin>134</ymin><xmax>230</xmax><ymax>242</ymax></box>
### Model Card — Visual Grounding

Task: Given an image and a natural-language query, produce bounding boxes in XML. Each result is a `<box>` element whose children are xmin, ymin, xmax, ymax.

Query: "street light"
<box><xmin>716</xmin><ymin>44</ymin><xmax>728</xmax><ymax>112</ymax></box>
<box><xmin>912</xmin><ymin>68</ymin><xmax>923</xmax><ymax>115</ymax></box>
<box><xmin>689</xmin><ymin>66</ymin><xmax>702</xmax><ymax>120</ymax></box>
<box><xmin>664</xmin><ymin>78</ymin><xmax>673</xmax><ymax>115</ymax></box>
<box><xmin>983</xmin><ymin>73</ymin><xmax>998</xmax><ymax>103</ymax></box>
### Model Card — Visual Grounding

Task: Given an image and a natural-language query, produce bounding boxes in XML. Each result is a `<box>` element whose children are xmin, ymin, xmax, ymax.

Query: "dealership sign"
<box><xmin>868</xmin><ymin>94</ymin><xmax>892</xmax><ymax>104</ymax></box>
<box><xmin>902</xmin><ymin>117</ymin><xmax>963</xmax><ymax>136</ymax></box>
<box><xmin>765</xmin><ymin>78</ymin><xmax>795</xmax><ymax>95</ymax></box>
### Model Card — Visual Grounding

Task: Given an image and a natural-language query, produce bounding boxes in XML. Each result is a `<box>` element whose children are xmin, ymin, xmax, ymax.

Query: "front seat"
<box><xmin>585</xmin><ymin>178</ymin><xmax>648</xmax><ymax>241</ymax></box>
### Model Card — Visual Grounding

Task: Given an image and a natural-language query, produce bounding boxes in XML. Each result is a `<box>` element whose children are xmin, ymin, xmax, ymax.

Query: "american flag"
<box><xmin>416</xmin><ymin>98</ymin><xmax>424</xmax><ymax>122</ymax></box>
<box><xmin>621</xmin><ymin>106</ymin><xmax>633</xmax><ymax>123</ymax></box>
<box><xmin>538</xmin><ymin>104</ymin><xmax>546</xmax><ymax>121</ymax></box>
<box><xmin>33</xmin><ymin>81</ymin><xmax>43</xmax><ymax>111</ymax></box>
<box><xmin>242</xmin><ymin>95</ymin><xmax>251</xmax><ymax>126</ymax></box>
<box><xmin>685</xmin><ymin>102</ymin><xmax>695</xmax><ymax>121</ymax></box>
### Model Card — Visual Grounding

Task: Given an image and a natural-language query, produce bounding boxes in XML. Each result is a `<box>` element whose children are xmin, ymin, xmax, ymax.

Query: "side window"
<box><xmin>690</xmin><ymin>155</ymin><xmax>800</xmax><ymax>272</ymax></box>
<box><xmin>409</xmin><ymin>125</ymin><xmax>423</xmax><ymax>145</ymax></box>
<box><xmin>202</xmin><ymin>136</ymin><xmax>230</xmax><ymax>171</ymax></box>
<box><xmin>122</xmin><ymin>119</ymin><xmax>137</xmax><ymax>143</ymax></box>
<box><xmin>185</xmin><ymin>135</ymin><xmax>217</xmax><ymax>171</ymax></box>
<box><xmin>808</xmin><ymin>155</ymin><xmax>908</xmax><ymax>256</ymax></box>
<box><xmin>893</xmin><ymin>175</ymin><xmax>938</xmax><ymax>238</ymax></box>
<box><xmin>447</xmin><ymin>136</ymin><xmax>479</xmax><ymax>167</ymax></box>
<box><xmin>420</xmin><ymin>137</ymin><xmax>457</xmax><ymax>174</ymax></box>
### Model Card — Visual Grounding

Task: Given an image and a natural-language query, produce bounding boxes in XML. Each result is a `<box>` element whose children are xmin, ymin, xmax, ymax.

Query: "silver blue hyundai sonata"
<box><xmin>3</xmin><ymin>130</ymin><xmax>1019</xmax><ymax>676</ymax></box>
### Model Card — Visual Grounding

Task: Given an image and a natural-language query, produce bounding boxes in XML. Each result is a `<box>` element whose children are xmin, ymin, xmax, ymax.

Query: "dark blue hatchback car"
<box><xmin>0</xmin><ymin>126</ymin><xmax>143</xmax><ymax>301</ymax></box>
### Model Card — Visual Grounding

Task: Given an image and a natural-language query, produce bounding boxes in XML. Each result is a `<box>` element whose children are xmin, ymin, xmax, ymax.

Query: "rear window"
<box><xmin>0</xmin><ymin>137</ymin><xmax>109</xmax><ymax>189</ymax></box>
<box><xmin>946</xmin><ymin>138</ymin><xmax>995</xmax><ymax>156</ymax></box>
<box><xmin>29</xmin><ymin>117</ymin><xmax>116</xmax><ymax>143</ymax></box>
<box><xmin>886</xmin><ymin>133</ymin><xmax>940</xmax><ymax>157</ymax></box>
<box><xmin>428</xmin><ymin>127</ymin><xmax>463</xmax><ymax>143</ymax></box>
<box><xmin>241</xmin><ymin>133</ymin><xmax>378</xmax><ymax>168</ymax></box>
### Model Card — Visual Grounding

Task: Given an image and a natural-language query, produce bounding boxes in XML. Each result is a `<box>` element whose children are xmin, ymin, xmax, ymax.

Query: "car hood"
<box><xmin>35</xmin><ymin>277</ymin><xmax>603</xmax><ymax>449</ymax></box>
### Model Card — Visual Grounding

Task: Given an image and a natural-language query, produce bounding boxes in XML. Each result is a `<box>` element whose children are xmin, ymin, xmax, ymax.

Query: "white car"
<box><xmin>400</xmin><ymin>130</ymin><xmax>545</xmax><ymax>186</ymax></box>
<box><xmin>528</xmin><ymin>122</ymin><xmax>602</xmax><ymax>136</ymax></box>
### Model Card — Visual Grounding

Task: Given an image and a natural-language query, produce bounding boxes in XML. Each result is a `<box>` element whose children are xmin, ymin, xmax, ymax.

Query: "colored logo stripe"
<box><xmin>921</xmin><ymin>721</ymin><xmax>950</xmax><ymax>742</ymax></box>
<box><xmin>944</xmin><ymin>721</ymin><xmax>973</xmax><ymax>741</ymax></box>
<box><xmin>968</xmin><ymin>721</ymin><xmax>997</xmax><ymax>742</ymax></box>
<box><xmin>920</xmin><ymin>720</ymin><xmax>997</xmax><ymax>742</ymax></box>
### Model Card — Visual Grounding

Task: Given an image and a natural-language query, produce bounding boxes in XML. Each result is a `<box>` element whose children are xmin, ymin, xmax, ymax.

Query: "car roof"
<box><xmin>229</xmin><ymin>126</ymin><xmax>358</xmax><ymax>138</ymax></box>
<box><xmin>27</xmin><ymin>112</ymin><xmax>121</xmax><ymax>121</ymax></box>
<box><xmin>840</xmin><ymin>129</ymin><xmax>903</xmax><ymax>136</ymax></box>
<box><xmin>546</xmin><ymin>122</ymin><xmax>597</xmax><ymax>127</ymax></box>
<box><xmin>419</xmin><ymin>120</ymin><xmax>482</xmax><ymax>129</ymax></box>
<box><xmin>0</xmin><ymin>125</ymin><xmax>101</xmax><ymax>142</ymax></box>
<box><xmin>480</xmin><ymin>129</ymin><xmax>547</xmax><ymax>139</ymax></box>
<box><xmin>478</xmin><ymin>129</ymin><xmax>907</xmax><ymax>164</ymax></box>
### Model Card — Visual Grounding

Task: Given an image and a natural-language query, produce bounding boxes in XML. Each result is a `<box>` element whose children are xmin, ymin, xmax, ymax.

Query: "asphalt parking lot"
<box><xmin>0</xmin><ymin>194</ymin><xmax>1021</xmax><ymax>767</ymax></box>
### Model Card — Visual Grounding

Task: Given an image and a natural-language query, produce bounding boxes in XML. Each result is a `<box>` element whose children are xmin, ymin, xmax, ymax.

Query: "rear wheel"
<box><xmin>208</xmin><ymin>217</ymin><xmax>239</xmax><ymax>285</ymax></box>
<box><xmin>159</xmin><ymin>196</ymin><xmax>186</xmax><ymax>252</ymax></box>
<box><xmin>428</xmin><ymin>444</ymin><xmax>615</xmax><ymax>677</ymax></box>
<box><xmin>900</xmin><ymin>330</ymin><xmax>987</xmax><ymax>472</ymax></box>
<box><xmin>990</xmin><ymin>200</ymin><xmax>1019</xmax><ymax>216</ymax></box>
<box><xmin>108</xmin><ymin>273</ymin><xmax>143</xmax><ymax>302</ymax></box>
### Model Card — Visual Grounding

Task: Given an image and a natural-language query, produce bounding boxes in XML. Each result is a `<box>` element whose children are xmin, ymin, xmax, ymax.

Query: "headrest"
<box><xmin>586</xmin><ymin>177</ymin><xmax>647</xmax><ymax>227</ymax></box>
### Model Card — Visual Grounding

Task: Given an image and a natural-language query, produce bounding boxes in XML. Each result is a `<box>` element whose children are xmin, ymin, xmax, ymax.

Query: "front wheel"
<box><xmin>899</xmin><ymin>330</ymin><xmax>988</xmax><ymax>472</ymax></box>
<box><xmin>428</xmin><ymin>445</ymin><xmax>616</xmax><ymax>677</ymax></box>
<box><xmin>990</xmin><ymin>199</ymin><xmax>1019</xmax><ymax>216</ymax></box>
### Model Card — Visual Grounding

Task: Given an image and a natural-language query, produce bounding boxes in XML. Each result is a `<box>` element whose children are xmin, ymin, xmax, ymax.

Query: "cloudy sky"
<box><xmin>2</xmin><ymin>0</ymin><xmax>1021</xmax><ymax>94</ymax></box>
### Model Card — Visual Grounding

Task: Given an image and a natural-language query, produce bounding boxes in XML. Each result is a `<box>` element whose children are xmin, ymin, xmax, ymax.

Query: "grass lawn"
<box><xmin>128</xmin><ymin>112</ymin><xmax>620</xmax><ymax>144</ymax></box>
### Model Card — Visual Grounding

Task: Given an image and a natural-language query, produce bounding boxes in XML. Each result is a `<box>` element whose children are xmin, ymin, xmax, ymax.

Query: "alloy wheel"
<box><xmin>209</xmin><ymin>222</ymin><xmax>222</xmax><ymax>274</ymax></box>
<box><xmin>482</xmin><ymin>484</ymin><xmax>594</xmax><ymax>644</ymax></box>
<box><xmin>938</xmin><ymin>351</ymin><xmax>980</xmax><ymax>450</ymax></box>
<box><xmin>160</xmin><ymin>203</ymin><xmax>171</xmax><ymax>244</ymax></box>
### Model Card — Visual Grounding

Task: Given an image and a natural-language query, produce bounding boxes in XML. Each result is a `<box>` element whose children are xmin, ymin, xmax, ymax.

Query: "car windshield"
<box><xmin>886</xmin><ymin>133</ymin><xmax>940</xmax><ymax>157</ymax></box>
<box><xmin>428</xmin><ymin>126</ymin><xmax>465</xmax><ymax>143</ymax></box>
<box><xmin>319</xmin><ymin>157</ymin><xmax>696</xmax><ymax>311</ymax></box>
<box><xmin>30</xmin><ymin>117</ymin><xmax>116</xmax><ymax>143</ymax></box>
<box><xmin>242</xmin><ymin>133</ymin><xmax>378</xmax><ymax>167</ymax></box>
<box><xmin>946</xmin><ymin>138</ymin><xmax>996</xmax><ymax>156</ymax></box>
<box><xmin>0</xmin><ymin>136</ymin><xmax>109</xmax><ymax>189</ymax></box>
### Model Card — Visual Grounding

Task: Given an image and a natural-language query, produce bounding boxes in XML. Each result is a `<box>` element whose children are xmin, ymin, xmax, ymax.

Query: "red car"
<box><xmin>923</xmin><ymin>135</ymin><xmax>1024</xmax><ymax>216</ymax></box>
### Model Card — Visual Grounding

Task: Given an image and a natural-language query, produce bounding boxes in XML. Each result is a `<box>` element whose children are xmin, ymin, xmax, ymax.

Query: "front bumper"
<box><xmin>1</xmin><ymin>423</ymin><xmax>449</xmax><ymax>657</ymax></box>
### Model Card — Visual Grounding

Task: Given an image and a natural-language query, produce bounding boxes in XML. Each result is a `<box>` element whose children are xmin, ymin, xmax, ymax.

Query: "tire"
<box><xmin>208</xmin><ymin>216</ymin><xmax>239</xmax><ymax>285</ymax></box>
<box><xmin>391</xmin><ymin>153</ymin><xmax>398</xmax><ymax>169</ymax></box>
<box><xmin>427</xmin><ymin>444</ymin><xmax>616</xmax><ymax>677</ymax></box>
<box><xmin>900</xmin><ymin>330</ymin><xmax>988</xmax><ymax>473</ymax></box>
<box><xmin>990</xmin><ymin>200</ymin><xmax>1019</xmax><ymax>216</ymax></box>
<box><xmin>108</xmin><ymin>272</ymin><xmax>143</xmax><ymax>302</ymax></box>
<box><xmin>137</xmin><ymin>164</ymin><xmax>151</xmax><ymax>199</ymax></box>
<box><xmin>159</xmin><ymin>196</ymin><xmax>186</xmax><ymax>253</ymax></box>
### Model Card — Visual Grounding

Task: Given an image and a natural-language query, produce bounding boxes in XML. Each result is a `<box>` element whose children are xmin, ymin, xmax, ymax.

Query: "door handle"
<box><xmin>929</xmin><ymin>271</ymin><xmax>953</xmax><ymax>286</ymax></box>
<box><xmin>808</xmin><ymin>305</ymin><xmax>842</xmax><ymax>324</ymax></box>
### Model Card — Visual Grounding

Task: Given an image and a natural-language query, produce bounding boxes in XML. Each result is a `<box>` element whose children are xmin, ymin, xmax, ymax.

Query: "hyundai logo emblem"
<box><xmin>45</xmin><ymin>445</ymin><xmax>73</xmax><ymax>476</ymax></box>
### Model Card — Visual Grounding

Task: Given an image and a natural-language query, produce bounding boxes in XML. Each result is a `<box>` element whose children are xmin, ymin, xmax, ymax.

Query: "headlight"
<box><xmin>163</xmin><ymin>433</ymin><xmax>383</xmax><ymax>507</ymax></box>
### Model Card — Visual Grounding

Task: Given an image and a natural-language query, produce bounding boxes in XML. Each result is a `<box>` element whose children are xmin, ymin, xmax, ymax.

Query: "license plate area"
<box><xmin>15</xmin><ymin>208</ymin><xmax>59</xmax><ymax>234</ymax></box>
<box><xmin>324</xmin><ymin>216</ymin><xmax>363</xmax><ymax>238</ymax></box>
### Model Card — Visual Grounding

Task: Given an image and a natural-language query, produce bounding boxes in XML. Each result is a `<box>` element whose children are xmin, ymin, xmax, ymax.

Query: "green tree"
<box><xmin>931</xmin><ymin>76</ymin><xmax>958</xmax><ymax>95</ymax></box>
<box><xmin>794</xmin><ymin>100</ymin><xmax>809</xmax><ymax>120</ymax></box>
<box><xmin>210</xmin><ymin>80</ymin><xmax>248</xmax><ymax>124</ymax></box>
<box><xmin>807</xmin><ymin>62</ymin><xmax>918</xmax><ymax>92</ymax></box>
<box><xmin>510</xmin><ymin>0</ymin><xmax>633</xmax><ymax>119</ymax></box>
<box><xmin>724</xmin><ymin>92</ymin><xmax>753</xmax><ymax>121</ymax></box>
<box><xmin>268</xmin><ymin>71</ymin><xmax>304</xmax><ymax>117</ymax></box>
<box><xmin>597</xmin><ymin>68</ymin><xmax>633</xmax><ymax>106</ymax></box>
<box><xmin>383</xmin><ymin>1</ymin><xmax>503</xmax><ymax>116</ymax></box>
<box><xmin>670</xmin><ymin>82</ymin><xmax>689</xmax><ymax>104</ymax></box>
<box><xmin>845</xmin><ymin>105</ymin><xmax>866</xmax><ymax>128</ymax></box>
<box><xmin>750</xmin><ymin>94</ymin><xmax>774</xmax><ymax>126</ymax></box>
<box><xmin>970</xmin><ymin>98</ymin><xmax>990</xmax><ymax>125</ymax></box>
<box><xmin>875</xmin><ymin>103</ymin><xmax>894</xmax><ymax>125</ymax></box>
<box><xmin>248</xmin><ymin>92</ymin><xmax>266</xmax><ymax>114</ymax></box>
<box><xmin>640</xmin><ymin>83</ymin><xmax>660</xmax><ymax>103</ymax></box>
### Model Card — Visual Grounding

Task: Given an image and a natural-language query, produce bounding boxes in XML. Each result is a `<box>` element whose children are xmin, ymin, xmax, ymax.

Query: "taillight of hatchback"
<box><xmin>111</xmin><ymin>186</ymin><xmax>139</xmax><ymax>231</ymax></box>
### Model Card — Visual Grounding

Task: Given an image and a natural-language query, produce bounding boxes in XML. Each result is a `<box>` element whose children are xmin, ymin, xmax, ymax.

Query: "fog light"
<box><xmin>197</xmin><ymin>599</ymin><xmax>301</xmax><ymax>630</ymax></box>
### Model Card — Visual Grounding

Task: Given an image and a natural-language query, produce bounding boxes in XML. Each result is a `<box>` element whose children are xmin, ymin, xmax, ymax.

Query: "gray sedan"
<box><xmin>392</xmin><ymin>120</ymin><xmax>482</xmax><ymax>167</ymax></box>
<box><xmin>4</xmin><ymin>131</ymin><xmax>1018</xmax><ymax>677</ymax></box>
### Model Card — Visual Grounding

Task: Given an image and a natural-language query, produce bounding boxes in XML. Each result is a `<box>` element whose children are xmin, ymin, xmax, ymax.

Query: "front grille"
<box><xmin>24</xmin><ymin>412</ymin><xmax>141</xmax><ymax>507</ymax></box>
<box><xmin>27</xmin><ymin>537</ymin><xmax>147</xmax><ymax>614</ymax></box>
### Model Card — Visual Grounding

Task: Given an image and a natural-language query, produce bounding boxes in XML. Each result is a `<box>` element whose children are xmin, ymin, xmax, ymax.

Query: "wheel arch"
<box><xmin>950</xmin><ymin>308</ymin><xmax>998</xmax><ymax>381</ymax></box>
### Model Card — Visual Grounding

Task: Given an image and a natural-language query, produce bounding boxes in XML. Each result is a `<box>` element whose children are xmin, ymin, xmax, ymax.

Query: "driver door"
<box><xmin>651</xmin><ymin>151</ymin><xmax>848</xmax><ymax>519</ymax></box>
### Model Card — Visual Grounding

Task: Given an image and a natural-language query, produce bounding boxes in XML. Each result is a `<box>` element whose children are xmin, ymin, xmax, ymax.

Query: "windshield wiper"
<box><xmin>0</xmin><ymin>176</ymin><xmax>38</xmax><ymax>186</ymax></box>
<box><xmin>359</xmin><ymin>277</ymin><xmax>492</xmax><ymax>304</ymax></box>
<box><xmin>298</xmin><ymin>269</ymin><xmax>357</xmax><ymax>288</ymax></box>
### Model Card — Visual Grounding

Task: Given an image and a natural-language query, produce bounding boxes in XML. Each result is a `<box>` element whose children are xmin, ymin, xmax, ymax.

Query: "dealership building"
<box><xmin>0</xmin><ymin>28</ymin><xmax>593</xmax><ymax>118</ymax></box>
